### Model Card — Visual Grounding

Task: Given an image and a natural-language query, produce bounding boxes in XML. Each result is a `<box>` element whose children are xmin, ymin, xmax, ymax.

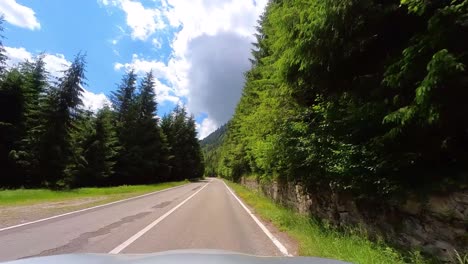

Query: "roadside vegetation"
<box><xmin>203</xmin><ymin>0</ymin><xmax>468</xmax><ymax>198</ymax></box>
<box><xmin>201</xmin><ymin>1</ymin><xmax>468</xmax><ymax>260</ymax></box>
<box><xmin>0</xmin><ymin>18</ymin><xmax>203</xmax><ymax>190</ymax></box>
<box><xmin>225</xmin><ymin>180</ymin><xmax>428</xmax><ymax>264</ymax></box>
<box><xmin>0</xmin><ymin>181</ymin><xmax>188</xmax><ymax>207</ymax></box>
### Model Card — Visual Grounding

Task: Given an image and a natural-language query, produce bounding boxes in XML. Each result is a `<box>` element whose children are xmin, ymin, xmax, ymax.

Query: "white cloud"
<box><xmin>153</xmin><ymin>78</ymin><xmax>180</xmax><ymax>105</ymax></box>
<box><xmin>197</xmin><ymin>117</ymin><xmax>217</xmax><ymax>139</ymax></box>
<box><xmin>81</xmin><ymin>88</ymin><xmax>112</xmax><ymax>112</ymax></box>
<box><xmin>161</xmin><ymin>0</ymin><xmax>267</xmax><ymax>57</ymax></box>
<box><xmin>114</xmin><ymin>54</ymin><xmax>184</xmax><ymax>105</ymax></box>
<box><xmin>110</xmin><ymin>0</ymin><xmax>269</xmax><ymax>135</ymax></box>
<box><xmin>42</xmin><ymin>53</ymin><xmax>71</xmax><ymax>78</ymax></box>
<box><xmin>123</xmin><ymin>0</ymin><xmax>165</xmax><ymax>40</ymax></box>
<box><xmin>99</xmin><ymin>0</ymin><xmax>165</xmax><ymax>41</ymax></box>
<box><xmin>4</xmin><ymin>46</ymin><xmax>32</xmax><ymax>67</ymax></box>
<box><xmin>152</xmin><ymin>38</ymin><xmax>162</xmax><ymax>48</ymax></box>
<box><xmin>114</xmin><ymin>53</ymin><xmax>188</xmax><ymax>96</ymax></box>
<box><xmin>163</xmin><ymin>0</ymin><xmax>268</xmax><ymax>126</ymax></box>
<box><xmin>0</xmin><ymin>0</ymin><xmax>40</xmax><ymax>30</ymax></box>
<box><xmin>4</xmin><ymin>46</ymin><xmax>110</xmax><ymax>112</ymax></box>
<box><xmin>4</xmin><ymin>46</ymin><xmax>71</xmax><ymax>77</ymax></box>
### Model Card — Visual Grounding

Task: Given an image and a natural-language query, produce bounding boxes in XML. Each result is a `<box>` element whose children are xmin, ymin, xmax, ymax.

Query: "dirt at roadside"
<box><xmin>0</xmin><ymin>197</ymin><xmax>107</xmax><ymax>229</ymax></box>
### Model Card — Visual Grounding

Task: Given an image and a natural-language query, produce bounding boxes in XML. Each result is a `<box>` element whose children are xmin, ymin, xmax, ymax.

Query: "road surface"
<box><xmin>0</xmin><ymin>179</ymin><xmax>289</xmax><ymax>262</ymax></box>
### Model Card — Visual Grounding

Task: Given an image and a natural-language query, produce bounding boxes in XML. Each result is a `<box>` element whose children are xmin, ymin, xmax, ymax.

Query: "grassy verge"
<box><xmin>0</xmin><ymin>181</ymin><xmax>188</xmax><ymax>207</ymax></box>
<box><xmin>225</xmin><ymin>180</ymin><xmax>427</xmax><ymax>264</ymax></box>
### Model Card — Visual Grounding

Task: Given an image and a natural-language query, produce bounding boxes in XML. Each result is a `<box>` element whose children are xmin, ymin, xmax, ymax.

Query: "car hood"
<box><xmin>3</xmin><ymin>250</ymin><xmax>350</xmax><ymax>264</ymax></box>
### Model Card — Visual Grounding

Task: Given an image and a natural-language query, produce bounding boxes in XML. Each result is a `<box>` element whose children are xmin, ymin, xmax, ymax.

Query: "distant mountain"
<box><xmin>200</xmin><ymin>123</ymin><xmax>228</xmax><ymax>152</ymax></box>
<box><xmin>200</xmin><ymin>123</ymin><xmax>228</xmax><ymax>177</ymax></box>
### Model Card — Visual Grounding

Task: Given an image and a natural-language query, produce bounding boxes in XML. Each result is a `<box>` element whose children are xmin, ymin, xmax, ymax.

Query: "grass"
<box><xmin>225</xmin><ymin>180</ymin><xmax>428</xmax><ymax>264</ymax></box>
<box><xmin>0</xmin><ymin>181</ymin><xmax>188</xmax><ymax>207</ymax></box>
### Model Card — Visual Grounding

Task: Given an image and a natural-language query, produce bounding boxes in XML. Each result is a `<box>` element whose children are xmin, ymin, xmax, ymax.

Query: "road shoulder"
<box><xmin>0</xmin><ymin>182</ymin><xmax>189</xmax><ymax>229</ymax></box>
<box><xmin>222</xmin><ymin>179</ymin><xmax>299</xmax><ymax>256</ymax></box>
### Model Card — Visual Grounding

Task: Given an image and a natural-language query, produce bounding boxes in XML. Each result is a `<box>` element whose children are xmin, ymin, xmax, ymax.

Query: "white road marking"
<box><xmin>221</xmin><ymin>179</ymin><xmax>292</xmax><ymax>257</ymax></box>
<box><xmin>0</xmin><ymin>183</ymin><xmax>190</xmax><ymax>232</ymax></box>
<box><xmin>109</xmin><ymin>181</ymin><xmax>211</xmax><ymax>254</ymax></box>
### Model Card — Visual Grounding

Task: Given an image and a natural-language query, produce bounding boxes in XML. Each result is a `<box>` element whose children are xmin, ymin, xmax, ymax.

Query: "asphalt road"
<box><xmin>0</xmin><ymin>179</ymin><xmax>287</xmax><ymax>262</ymax></box>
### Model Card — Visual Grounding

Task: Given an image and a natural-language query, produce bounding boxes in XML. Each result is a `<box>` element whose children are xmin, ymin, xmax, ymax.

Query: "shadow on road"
<box><xmin>188</xmin><ymin>178</ymin><xmax>211</xmax><ymax>183</ymax></box>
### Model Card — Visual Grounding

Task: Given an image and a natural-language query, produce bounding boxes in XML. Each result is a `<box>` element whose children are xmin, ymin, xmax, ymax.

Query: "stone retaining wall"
<box><xmin>241</xmin><ymin>177</ymin><xmax>467</xmax><ymax>262</ymax></box>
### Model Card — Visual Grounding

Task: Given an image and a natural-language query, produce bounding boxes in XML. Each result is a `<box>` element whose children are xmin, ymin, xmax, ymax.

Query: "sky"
<box><xmin>0</xmin><ymin>0</ymin><xmax>268</xmax><ymax>138</ymax></box>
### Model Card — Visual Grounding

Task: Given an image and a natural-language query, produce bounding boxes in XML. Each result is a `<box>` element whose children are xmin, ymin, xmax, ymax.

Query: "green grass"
<box><xmin>0</xmin><ymin>181</ymin><xmax>188</xmax><ymax>206</ymax></box>
<box><xmin>225</xmin><ymin>180</ymin><xmax>428</xmax><ymax>264</ymax></box>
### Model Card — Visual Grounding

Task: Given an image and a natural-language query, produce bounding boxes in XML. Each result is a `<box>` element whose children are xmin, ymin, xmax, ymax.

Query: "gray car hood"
<box><xmin>3</xmin><ymin>250</ymin><xmax>350</xmax><ymax>264</ymax></box>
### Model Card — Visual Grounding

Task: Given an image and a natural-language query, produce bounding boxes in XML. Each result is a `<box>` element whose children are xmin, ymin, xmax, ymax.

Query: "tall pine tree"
<box><xmin>37</xmin><ymin>54</ymin><xmax>86</xmax><ymax>187</ymax></box>
<box><xmin>10</xmin><ymin>57</ymin><xmax>48</xmax><ymax>186</ymax></box>
<box><xmin>133</xmin><ymin>71</ymin><xmax>168</xmax><ymax>183</ymax></box>
<box><xmin>111</xmin><ymin>70</ymin><xmax>139</xmax><ymax>184</ymax></box>
<box><xmin>74</xmin><ymin>106</ymin><xmax>118</xmax><ymax>187</ymax></box>
<box><xmin>0</xmin><ymin>69</ymin><xmax>26</xmax><ymax>187</ymax></box>
<box><xmin>161</xmin><ymin>106</ymin><xmax>204</xmax><ymax>180</ymax></box>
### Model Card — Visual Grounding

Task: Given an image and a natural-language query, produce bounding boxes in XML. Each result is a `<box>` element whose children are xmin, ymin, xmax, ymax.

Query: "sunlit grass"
<box><xmin>225</xmin><ymin>180</ymin><xmax>428</xmax><ymax>264</ymax></box>
<box><xmin>0</xmin><ymin>181</ymin><xmax>188</xmax><ymax>206</ymax></box>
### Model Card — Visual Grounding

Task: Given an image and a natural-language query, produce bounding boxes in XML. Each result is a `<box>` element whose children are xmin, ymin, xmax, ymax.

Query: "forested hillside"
<box><xmin>200</xmin><ymin>123</ymin><xmax>227</xmax><ymax>151</ymax></box>
<box><xmin>205</xmin><ymin>0</ymin><xmax>468</xmax><ymax>197</ymax></box>
<box><xmin>201</xmin><ymin>124</ymin><xmax>227</xmax><ymax>177</ymax></box>
<box><xmin>0</xmin><ymin>20</ymin><xmax>203</xmax><ymax>188</ymax></box>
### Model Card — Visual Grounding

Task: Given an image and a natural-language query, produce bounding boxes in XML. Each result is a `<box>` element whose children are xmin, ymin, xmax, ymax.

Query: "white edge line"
<box><xmin>109</xmin><ymin>181</ymin><xmax>211</xmax><ymax>254</ymax></box>
<box><xmin>221</xmin><ymin>179</ymin><xmax>292</xmax><ymax>257</ymax></box>
<box><xmin>0</xmin><ymin>183</ymin><xmax>191</xmax><ymax>232</ymax></box>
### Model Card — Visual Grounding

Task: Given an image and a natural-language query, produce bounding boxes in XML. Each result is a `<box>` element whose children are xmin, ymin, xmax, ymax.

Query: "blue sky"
<box><xmin>0</xmin><ymin>0</ymin><xmax>267</xmax><ymax>138</ymax></box>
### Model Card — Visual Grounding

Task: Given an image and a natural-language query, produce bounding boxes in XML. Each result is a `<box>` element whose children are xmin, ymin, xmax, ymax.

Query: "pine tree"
<box><xmin>0</xmin><ymin>69</ymin><xmax>26</xmax><ymax>187</ymax></box>
<box><xmin>0</xmin><ymin>18</ymin><xmax>7</xmax><ymax>76</ymax></box>
<box><xmin>185</xmin><ymin>115</ymin><xmax>204</xmax><ymax>179</ymax></box>
<box><xmin>111</xmin><ymin>70</ymin><xmax>137</xmax><ymax>122</ymax></box>
<box><xmin>68</xmin><ymin>109</ymin><xmax>95</xmax><ymax>186</ymax></box>
<box><xmin>161</xmin><ymin>106</ymin><xmax>204</xmax><ymax>180</ymax></box>
<box><xmin>75</xmin><ymin>106</ymin><xmax>118</xmax><ymax>187</ymax></box>
<box><xmin>133</xmin><ymin>71</ymin><xmax>167</xmax><ymax>183</ymax></box>
<box><xmin>10</xmin><ymin>57</ymin><xmax>48</xmax><ymax>186</ymax></box>
<box><xmin>111</xmin><ymin>71</ymin><xmax>139</xmax><ymax>184</ymax></box>
<box><xmin>37</xmin><ymin>54</ymin><xmax>86</xmax><ymax>187</ymax></box>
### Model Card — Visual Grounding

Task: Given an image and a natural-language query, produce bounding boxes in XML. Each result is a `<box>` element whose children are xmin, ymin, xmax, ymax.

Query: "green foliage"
<box><xmin>131</xmin><ymin>72</ymin><xmax>167</xmax><ymax>183</ymax></box>
<box><xmin>200</xmin><ymin>123</ymin><xmax>227</xmax><ymax>177</ymax></box>
<box><xmin>73</xmin><ymin>106</ymin><xmax>119</xmax><ymax>187</ymax></box>
<box><xmin>36</xmin><ymin>54</ymin><xmax>87</xmax><ymax>187</ymax></box>
<box><xmin>0</xmin><ymin>181</ymin><xmax>188</xmax><ymax>206</ymax></box>
<box><xmin>226</xmin><ymin>180</ymin><xmax>428</xmax><ymax>263</ymax></box>
<box><xmin>9</xmin><ymin>57</ymin><xmax>49</xmax><ymax>186</ymax></box>
<box><xmin>401</xmin><ymin>0</ymin><xmax>426</xmax><ymax>15</ymax></box>
<box><xmin>161</xmin><ymin>106</ymin><xmax>204</xmax><ymax>180</ymax></box>
<box><xmin>0</xmin><ymin>27</ymin><xmax>204</xmax><ymax>189</ymax></box>
<box><xmin>0</xmin><ymin>69</ymin><xmax>26</xmax><ymax>186</ymax></box>
<box><xmin>205</xmin><ymin>0</ymin><xmax>468</xmax><ymax>198</ymax></box>
<box><xmin>112</xmin><ymin>70</ymin><xmax>140</xmax><ymax>184</ymax></box>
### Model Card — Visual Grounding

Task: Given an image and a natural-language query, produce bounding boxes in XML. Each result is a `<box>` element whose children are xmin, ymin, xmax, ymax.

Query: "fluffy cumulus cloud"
<box><xmin>99</xmin><ymin>0</ymin><xmax>165</xmax><ymax>40</ymax></box>
<box><xmin>0</xmin><ymin>0</ymin><xmax>41</xmax><ymax>30</ymax></box>
<box><xmin>4</xmin><ymin>47</ymin><xmax>71</xmax><ymax>77</ymax></box>
<box><xmin>197</xmin><ymin>117</ymin><xmax>218</xmax><ymax>139</ymax></box>
<box><xmin>104</xmin><ymin>0</ymin><xmax>268</xmax><ymax>138</ymax></box>
<box><xmin>114</xmin><ymin>54</ymin><xmax>185</xmax><ymax>105</ymax></box>
<box><xmin>81</xmin><ymin>89</ymin><xmax>111</xmax><ymax>112</ymax></box>
<box><xmin>4</xmin><ymin>46</ymin><xmax>110</xmax><ymax>111</ymax></box>
<box><xmin>3</xmin><ymin>46</ymin><xmax>32</xmax><ymax>66</ymax></box>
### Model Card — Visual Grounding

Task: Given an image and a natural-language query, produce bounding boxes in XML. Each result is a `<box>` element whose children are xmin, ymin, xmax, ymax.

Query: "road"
<box><xmin>0</xmin><ymin>179</ymin><xmax>289</xmax><ymax>262</ymax></box>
